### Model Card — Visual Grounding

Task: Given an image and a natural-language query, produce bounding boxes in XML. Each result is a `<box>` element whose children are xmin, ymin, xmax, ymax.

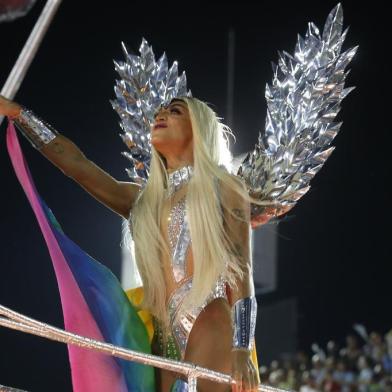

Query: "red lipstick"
<box><xmin>154</xmin><ymin>122</ymin><xmax>167</xmax><ymax>130</ymax></box>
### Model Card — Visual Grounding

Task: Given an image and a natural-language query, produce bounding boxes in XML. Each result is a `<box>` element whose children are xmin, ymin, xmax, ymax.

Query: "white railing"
<box><xmin>0</xmin><ymin>304</ymin><xmax>289</xmax><ymax>392</ymax></box>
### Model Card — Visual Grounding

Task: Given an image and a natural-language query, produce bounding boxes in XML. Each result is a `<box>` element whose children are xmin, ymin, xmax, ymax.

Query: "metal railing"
<box><xmin>0</xmin><ymin>304</ymin><xmax>289</xmax><ymax>392</ymax></box>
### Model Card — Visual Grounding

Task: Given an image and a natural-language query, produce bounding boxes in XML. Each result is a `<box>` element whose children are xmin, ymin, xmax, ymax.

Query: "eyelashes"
<box><xmin>170</xmin><ymin>108</ymin><xmax>181</xmax><ymax>114</ymax></box>
<box><xmin>153</xmin><ymin>107</ymin><xmax>182</xmax><ymax>119</ymax></box>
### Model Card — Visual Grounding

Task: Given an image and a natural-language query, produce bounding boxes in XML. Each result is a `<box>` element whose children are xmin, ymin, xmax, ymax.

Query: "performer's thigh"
<box><xmin>184</xmin><ymin>298</ymin><xmax>232</xmax><ymax>392</ymax></box>
<box><xmin>155</xmin><ymin>368</ymin><xmax>180</xmax><ymax>392</ymax></box>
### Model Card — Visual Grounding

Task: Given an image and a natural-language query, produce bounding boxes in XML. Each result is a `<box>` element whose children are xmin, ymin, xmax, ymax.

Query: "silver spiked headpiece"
<box><xmin>110</xmin><ymin>39</ymin><xmax>191</xmax><ymax>184</ymax></box>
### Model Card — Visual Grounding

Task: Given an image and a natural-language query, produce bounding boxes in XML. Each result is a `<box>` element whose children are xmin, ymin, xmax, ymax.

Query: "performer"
<box><xmin>0</xmin><ymin>95</ymin><xmax>260</xmax><ymax>392</ymax></box>
<box><xmin>0</xmin><ymin>4</ymin><xmax>357</xmax><ymax>392</ymax></box>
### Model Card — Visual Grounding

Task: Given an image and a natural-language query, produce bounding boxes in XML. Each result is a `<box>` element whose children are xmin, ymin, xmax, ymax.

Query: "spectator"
<box><xmin>259</xmin><ymin>365</ymin><xmax>270</xmax><ymax>385</ymax></box>
<box><xmin>366</xmin><ymin>332</ymin><xmax>387</xmax><ymax>363</ymax></box>
<box><xmin>333</xmin><ymin>359</ymin><xmax>355</xmax><ymax>392</ymax></box>
<box><xmin>300</xmin><ymin>371</ymin><xmax>318</xmax><ymax>392</ymax></box>
<box><xmin>323</xmin><ymin>369</ymin><xmax>341</xmax><ymax>392</ymax></box>
<box><xmin>269</xmin><ymin>368</ymin><xmax>285</xmax><ymax>387</ymax></box>
<box><xmin>311</xmin><ymin>354</ymin><xmax>327</xmax><ymax>388</ymax></box>
<box><xmin>258</xmin><ymin>325</ymin><xmax>391</xmax><ymax>391</ymax></box>
<box><xmin>341</xmin><ymin>334</ymin><xmax>362</xmax><ymax>370</ymax></box>
<box><xmin>357</xmin><ymin>356</ymin><xmax>373</xmax><ymax>392</ymax></box>
<box><xmin>369</xmin><ymin>364</ymin><xmax>385</xmax><ymax>392</ymax></box>
<box><xmin>383</xmin><ymin>330</ymin><xmax>392</xmax><ymax>373</ymax></box>
<box><xmin>296</xmin><ymin>350</ymin><xmax>310</xmax><ymax>373</ymax></box>
<box><xmin>327</xmin><ymin>340</ymin><xmax>340</xmax><ymax>360</ymax></box>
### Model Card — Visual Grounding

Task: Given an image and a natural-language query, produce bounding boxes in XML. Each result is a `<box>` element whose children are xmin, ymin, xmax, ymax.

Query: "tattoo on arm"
<box><xmin>232</xmin><ymin>208</ymin><xmax>246</xmax><ymax>220</ymax></box>
<box><xmin>51</xmin><ymin>141</ymin><xmax>65</xmax><ymax>154</ymax></box>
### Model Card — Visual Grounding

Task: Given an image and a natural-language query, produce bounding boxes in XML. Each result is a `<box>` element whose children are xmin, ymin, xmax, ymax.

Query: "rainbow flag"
<box><xmin>6</xmin><ymin>121</ymin><xmax>155</xmax><ymax>392</ymax></box>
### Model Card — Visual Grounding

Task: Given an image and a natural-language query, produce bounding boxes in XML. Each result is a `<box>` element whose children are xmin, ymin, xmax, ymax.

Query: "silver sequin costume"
<box><xmin>152</xmin><ymin>166</ymin><xmax>228</xmax><ymax>361</ymax></box>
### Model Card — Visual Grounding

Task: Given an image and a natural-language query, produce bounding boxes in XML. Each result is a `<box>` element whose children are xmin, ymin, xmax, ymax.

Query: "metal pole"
<box><xmin>188</xmin><ymin>375</ymin><xmax>198</xmax><ymax>392</ymax></box>
<box><xmin>0</xmin><ymin>0</ymin><xmax>62</xmax><ymax>126</ymax></box>
<box><xmin>0</xmin><ymin>303</ymin><xmax>290</xmax><ymax>392</ymax></box>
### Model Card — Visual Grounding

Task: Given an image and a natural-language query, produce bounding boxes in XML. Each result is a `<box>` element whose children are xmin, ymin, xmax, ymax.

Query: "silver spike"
<box><xmin>111</xmin><ymin>39</ymin><xmax>192</xmax><ymax>184</ymax></box>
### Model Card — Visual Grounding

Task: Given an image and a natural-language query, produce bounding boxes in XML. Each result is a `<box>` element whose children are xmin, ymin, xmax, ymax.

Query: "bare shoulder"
<box><xmin>217</xmin><ymin>173</ymin><xmax>250</xmax><ymax>220</ymax></box>
<box><xmin>218</xmin><ymin>173</ymin><xmax>247</xmax><ymax>202</ymax></box>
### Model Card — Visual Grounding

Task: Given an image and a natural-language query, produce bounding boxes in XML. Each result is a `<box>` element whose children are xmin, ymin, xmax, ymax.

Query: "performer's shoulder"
<box><xmin>216</xmin><ymin>171</ymin><xmax>248</xmax><ymax>208</ymax></box>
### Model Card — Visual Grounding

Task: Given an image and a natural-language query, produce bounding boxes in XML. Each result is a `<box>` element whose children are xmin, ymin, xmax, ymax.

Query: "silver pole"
<box><xmin>0</xmin><ymin>0</ymin><xmax>62</xmax><ymax>126</ymax></box>
<box><xmin>188</xmin><ymin>375</ymin><xmax>198</xmax><ymax>392</ymax></box>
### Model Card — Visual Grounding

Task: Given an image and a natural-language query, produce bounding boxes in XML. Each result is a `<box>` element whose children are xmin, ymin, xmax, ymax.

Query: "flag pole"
<box><xmin>0</xmin><ymin>0</ymin><xmax>62</xmax><ymax>126</ymax></box>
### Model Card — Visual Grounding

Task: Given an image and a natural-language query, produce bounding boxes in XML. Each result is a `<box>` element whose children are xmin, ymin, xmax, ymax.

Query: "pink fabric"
<box><xmin>6</xmin><ymin>121</ymin><xmax>127</xmax><ymax>392</ymax></box>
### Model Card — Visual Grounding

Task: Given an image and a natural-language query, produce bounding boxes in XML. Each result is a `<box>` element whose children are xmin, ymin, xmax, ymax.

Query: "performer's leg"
<box><xmin>156</xmin><ymin>369</ymin><xmax>179</xmax><ymax>392</ymax></box>
<box><xmin>157</xmin><ymin>369</ymin><xmax>181</xmax><ymax>392</ymax></box>
<box><xmin>183</xmin><ymin>298</ymin><xmax>233</xmax><ymax>392</ymax></box>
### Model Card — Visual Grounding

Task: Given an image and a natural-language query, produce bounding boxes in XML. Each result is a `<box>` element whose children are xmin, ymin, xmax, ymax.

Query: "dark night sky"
<box><xmin>0</xmin><ymin>0</ymin><xmax>391</xmax><ymax>390</ymax></box>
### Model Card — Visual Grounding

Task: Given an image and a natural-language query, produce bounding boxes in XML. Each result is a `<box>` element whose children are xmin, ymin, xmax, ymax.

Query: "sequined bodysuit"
<box><xmin>153</xmin><ymin>166</ymin><xmax>228</xmax><ymax>361</ymax></box>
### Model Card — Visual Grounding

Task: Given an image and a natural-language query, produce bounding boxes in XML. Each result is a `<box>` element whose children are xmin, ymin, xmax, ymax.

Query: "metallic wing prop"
<box><xmin>237</xmin><ymin>3</ymin><xmax>358</xmax><ymax>228</ymax></box>
<box><xmin>110</xmin><ymin>39</ymin><xmax>191</xmax><ymax>184</ymax></box>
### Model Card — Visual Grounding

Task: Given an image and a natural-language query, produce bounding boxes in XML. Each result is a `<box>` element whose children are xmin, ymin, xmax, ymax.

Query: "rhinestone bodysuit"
<box><xmin>167</xmin><ymin>196</ymin><xmax>189</xmax><ymax>283</ymax></box>
<box><xmin>154</xmin><ymin>166</ymin><xmax>228</xmax><ymax>361</ymax></box>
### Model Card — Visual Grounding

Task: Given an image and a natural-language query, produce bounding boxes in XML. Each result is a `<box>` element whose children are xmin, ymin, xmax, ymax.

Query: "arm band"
<box><xmin>232</xmin><ymin>296</ymin><xmax>257</xmax><ymax>351</ymax></box>
<box><xmin>13</xmin><ymin>107</ymin><xmax>59</xmax><ymax>150</ymax></box>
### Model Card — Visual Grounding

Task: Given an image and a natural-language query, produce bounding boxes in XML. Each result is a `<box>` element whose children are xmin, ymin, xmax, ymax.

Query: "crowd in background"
<box><xmin>259</xmin><ymin>327</ymin><xmax>392</xmax><ymax>391</ymax></box>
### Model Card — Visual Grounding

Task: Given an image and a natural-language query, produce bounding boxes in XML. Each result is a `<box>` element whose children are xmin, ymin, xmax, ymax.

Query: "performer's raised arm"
<box><xmin>221</xmin><ymin>179</ymin><xmax>259</xmax><ymax>392</ymax></box>
<box><xmin>0</xmin><ymin>95</ymin><xmax>140</xmax><ymax>219</ymax></box>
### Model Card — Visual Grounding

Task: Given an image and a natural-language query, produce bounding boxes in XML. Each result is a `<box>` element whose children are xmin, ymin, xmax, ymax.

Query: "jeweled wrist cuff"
<box><xmin>13</xmin><ymin>107</ymin><xmax>59</xmax><ymax>150</ymax></box>
<box><xmin>232</xmin><ymin>296</ymin><xmax>257</xmax><ymax>351</ymax></box>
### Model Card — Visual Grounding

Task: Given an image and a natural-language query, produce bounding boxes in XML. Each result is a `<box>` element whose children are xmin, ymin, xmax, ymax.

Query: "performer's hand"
<box><xmin>231</xmin><ymin>349</ymin><xmax>258</xmax><ymax>392</ymax></box>
<box><xmin>0</xmin><ymin>95</ymin><xmax>21</xmax><ymax>118</ymax></box>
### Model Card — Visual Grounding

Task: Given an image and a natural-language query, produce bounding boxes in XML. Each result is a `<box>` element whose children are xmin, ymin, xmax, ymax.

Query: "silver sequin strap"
<box><xmin>167</xmin><ymin>166</ymin><xmax>193</xmax><ymax>198</ymax></box>
<box><xmin>168</xmin><ymin>197</ymin><xmax>190</xmax><ymax>283</ymax></box>
<box><xmin>232</xmin><ymin>296</ymin><xmax>257</xmax><ymax>351</ymax></box>
<box><xmin>13</xmin><ymin>107</ymin><xmax>59</xmax><ymax>150</ymax></box>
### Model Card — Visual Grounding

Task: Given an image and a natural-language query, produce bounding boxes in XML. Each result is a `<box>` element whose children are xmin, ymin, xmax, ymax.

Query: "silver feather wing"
<box><xmin>237</xmin><ymin>3</ymin><xmax>358</xmax><ymax>228</ymax></box>
<box><xmin>110</xmin><ymin>39</ymin><xmax>191</xmax><ymax>184</ymax></box>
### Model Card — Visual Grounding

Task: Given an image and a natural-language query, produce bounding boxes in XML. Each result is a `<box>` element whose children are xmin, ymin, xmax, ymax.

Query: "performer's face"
<box><xmin>151</xmin><ymin>99</ymin><xmax>193</xmax><ymax>157</ymax></box>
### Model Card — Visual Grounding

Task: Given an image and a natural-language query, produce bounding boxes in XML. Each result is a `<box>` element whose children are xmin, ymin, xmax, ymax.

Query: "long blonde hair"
<box><xmin>130</xmin><ymin>97</ymin><xmax>249</xmax><ymax>328</ymax></box>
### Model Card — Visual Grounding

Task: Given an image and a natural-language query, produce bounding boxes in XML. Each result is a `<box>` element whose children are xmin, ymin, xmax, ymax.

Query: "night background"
<box><xmin>0</xmin><ymin>0</ymin><xmax>391</xmax><ymax>390</ymax></box>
